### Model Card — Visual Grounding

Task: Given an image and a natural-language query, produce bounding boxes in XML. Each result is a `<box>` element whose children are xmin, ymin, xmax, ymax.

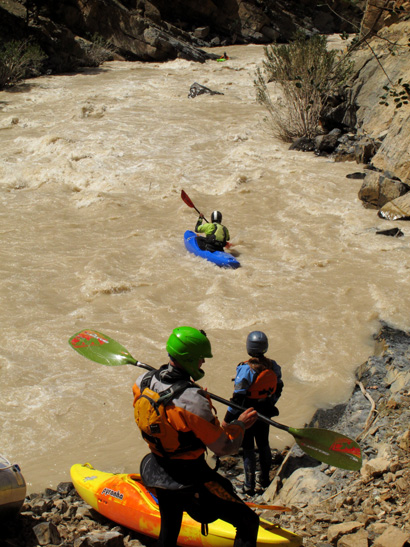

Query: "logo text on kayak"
<box><xmin>101</xmin><ymin>487</ymin><xmax>124</xmax><ymax>500</ymax></box>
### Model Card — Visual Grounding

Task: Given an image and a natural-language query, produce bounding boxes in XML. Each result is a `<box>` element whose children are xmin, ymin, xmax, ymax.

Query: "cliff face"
<box><xmin>360</xmin><ymin>0</ymin><xmax>410</xmax><ymax>35</ymax></box>
<box><xmin>342</xmin><ymin>15</ymin><xmax>410</xmax><ymax>221</ymax></box>
<box><xmin>352</xmin><ymin>2</ymin><xmax>410</xmax><ymax>189</ymax></box>
<box><xmin>0</xmin><ymin>0</ymin><xmax>363</xmax><ymax>66</ymax></box>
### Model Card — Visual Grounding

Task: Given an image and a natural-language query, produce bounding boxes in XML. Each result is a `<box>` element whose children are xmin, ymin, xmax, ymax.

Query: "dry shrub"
<box><xmin>83</xmin><ymin>34</ymin><xmax>118</xmax><ymax>67</ymax></box>
<box><xmin>0</xmin><ymin>40</ymin><xmax>45</xmax><ymax>89</ymax></box>
<box><xmin>255</xmin><ymin>33</ymin><xmax>354</xmax><ymax>142</ymax></box>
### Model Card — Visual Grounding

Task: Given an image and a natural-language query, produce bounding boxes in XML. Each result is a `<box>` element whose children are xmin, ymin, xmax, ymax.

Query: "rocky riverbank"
<box><xmin>0</xmin><ymin>0</ymin><xmax>362</xmax><ymax>68</ymax></box>
<box><xmin>260</xmin><ymin>321</ymin><xmax>410</xmax><ymax>547</ymax></box>
<box><xmin>2</xmin><ymin>322</ymin><xmax>410</xmax><ymax>547</ymax></box>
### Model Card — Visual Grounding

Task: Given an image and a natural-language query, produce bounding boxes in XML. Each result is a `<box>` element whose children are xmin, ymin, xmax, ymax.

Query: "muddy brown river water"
<box><xmin>1</xmin><ymin>43</ymin><xmax>409</xmax><ymax>493</ymax></box>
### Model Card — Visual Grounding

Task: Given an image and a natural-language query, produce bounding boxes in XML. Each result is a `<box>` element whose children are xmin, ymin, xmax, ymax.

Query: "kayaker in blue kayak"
<box><xmin>222</xmin><ymin>331</ymin><xmax>284</xmax><ymax>496</ymax></box>
<box><xmin>195</xmin><ymin>210</ymin><xmax>230</xmax><ymax>252</ymax></box>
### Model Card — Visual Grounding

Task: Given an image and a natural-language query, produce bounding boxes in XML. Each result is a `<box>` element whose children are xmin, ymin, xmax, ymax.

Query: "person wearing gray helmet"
<box><xmin>222</xmin><ymin>331</ymin><xmax>284</xmax><ymax>495</ymax></box>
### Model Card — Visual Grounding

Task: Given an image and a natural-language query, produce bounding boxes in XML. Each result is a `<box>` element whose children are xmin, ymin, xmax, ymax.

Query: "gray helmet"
<box><xmin>246</xmin><ymin>331</ymin><xmax>268</xmax><ymax>357</ymax></box>
<box><xmin>211</xmin><ymin>211</ymin><xmax>222</xmax><ymax>223</ymax></box>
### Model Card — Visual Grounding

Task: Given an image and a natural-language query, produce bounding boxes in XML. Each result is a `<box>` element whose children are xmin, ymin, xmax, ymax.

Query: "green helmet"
<box><xmin>166</xmin><ymin>326</ymin><xmax>212</xmax><ymax>380</ymax></box>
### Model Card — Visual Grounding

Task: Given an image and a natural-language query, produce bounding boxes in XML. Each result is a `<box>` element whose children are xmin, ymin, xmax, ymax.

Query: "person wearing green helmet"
<box><xmin>165</xmin><ymin>325</ymin><xmax>212</xmax><ymax>380</ymax></box>
<box><xmin>132</xmin><ymin>326</ymin><xmax>260</xmax><ymax>547</ymax></box>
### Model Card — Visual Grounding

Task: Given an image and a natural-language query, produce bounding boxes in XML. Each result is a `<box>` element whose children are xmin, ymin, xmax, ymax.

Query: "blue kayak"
<box><xmin>184</xmin><ymin>231</ymin><xmax>240</xmax><ymax>269</ymax></box>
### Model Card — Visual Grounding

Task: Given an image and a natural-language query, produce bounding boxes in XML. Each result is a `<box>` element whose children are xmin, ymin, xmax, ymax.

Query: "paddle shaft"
<box><xmin>206</xmin><ymin>391</ymin><xmax>289</xmax><ymax>433</ymax></box>
<box><xmin>194</xmin><ymin>206</ymin><xmax>209</xmax><ymax>223</ymax></box>
<box><xmin>128</xmin><ymin>359</ymin><xmax>289</xmax><ymax>433</ymax></box>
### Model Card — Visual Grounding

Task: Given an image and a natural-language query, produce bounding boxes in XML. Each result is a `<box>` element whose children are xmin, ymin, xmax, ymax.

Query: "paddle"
<box><xmin>69</xmin><ymin>330</ymin><xmax>362</xmax><ymax>471</ymax></box>
<box><xmin>181</xmin><ymin>189</ymin><xmax>209</xmax><ymax>223</ymax></box>
<box><xmin>181</xmin><ymin>189</ymin><xmax>233</xmax><ymax>249</ymax></box>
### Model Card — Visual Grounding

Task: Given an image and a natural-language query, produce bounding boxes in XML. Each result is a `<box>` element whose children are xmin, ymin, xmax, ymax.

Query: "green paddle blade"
<box><xmin>290</xmin><ymin>427</ymin><xmax>362</xmax><ymax>471</ymax></box>
<box><xmin>69</xmin><ymin>330</ymin><xmax>137</xmax><ymax>367</ymax></box>
<box><xmin>207</xmin><ymin>392</ymin><xmax>362</xmax><ymax>470</ymax></box>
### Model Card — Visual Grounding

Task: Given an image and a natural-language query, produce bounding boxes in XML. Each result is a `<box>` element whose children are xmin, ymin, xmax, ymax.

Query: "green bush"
<box><xmin>0</xmin><ymin>40</ymin><xmax>45</xmax><ymax>89</ymax></box>
<box><xmin>254</xmin><ymin>33</ymin><xmax>354</xmax><ymax>142</ymax></box>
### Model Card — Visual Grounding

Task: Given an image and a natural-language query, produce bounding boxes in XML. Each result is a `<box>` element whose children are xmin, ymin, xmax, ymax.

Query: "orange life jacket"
<box><xmin>134</xmin><ymin>370</ymin><xmax>204</xmax><ymax>457</ymax></box>
<box><xmin>246</xmin><ymin>365</ymin><xmax>278</xmax><ymax>400</ymax></box>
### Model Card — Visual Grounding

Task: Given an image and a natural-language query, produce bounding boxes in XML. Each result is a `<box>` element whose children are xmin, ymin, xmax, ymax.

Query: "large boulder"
<box><xmin>358</xmin><ymin>171</ymin><xmax>410</xmax><ymax>209</ymax></box>
<box><xmin>378</xmin><ymin>192</ymin><xmax>410</xmax><ymax>220</ymax></box>
<box><xmin>271</xmin><ymin>467</ymin><xmax>335</xmax><ymax>507</ymax></box>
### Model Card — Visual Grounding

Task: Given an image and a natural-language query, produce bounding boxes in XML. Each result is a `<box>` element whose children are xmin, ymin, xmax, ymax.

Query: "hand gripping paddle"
<box><xmin>69</xmin><ymin>329</ymin><xmax>362</xmax><ymax>471</ymax></box>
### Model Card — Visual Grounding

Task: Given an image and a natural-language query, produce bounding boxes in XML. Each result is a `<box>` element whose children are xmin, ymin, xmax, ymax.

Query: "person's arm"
<box><xmin>273</xmin><ymin>379</ymin><xmax>283</xmax><ymax>403</ymax></box>
<box><xmin>225</xmin><ymin>364</ymin><xmax>254</xmax><ymax>412</ymax></box>
<box><xmin>222</xmin><ymin>392</ymin><xmax>247</xmax><ymax>424</ymax></box>
<box><xmin>222</xmin><ymin>363</ymin><xmax>254</xmax><ymax>424</ymax></box>
<box><xmin>270</xmin><ymin>360</ymin><xmax>284</xmax><ymax>404</ymax></box>
<box><xmin>175</xmin><ymin>388</ymin><xmax>257</xmax><ymax>457</ymax></box>
<box><xmin>208</xmin><ymin>407</ymin><xmax>257</xmax><ymax>456</ymax></box>
<box><xmin>195</xmin><ymin>216</ymin><xmax>203</xmax><ymax>232</ymax></box>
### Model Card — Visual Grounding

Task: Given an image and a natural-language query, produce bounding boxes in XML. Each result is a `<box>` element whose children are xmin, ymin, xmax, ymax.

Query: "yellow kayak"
<box><xmin>70</xmin><ymin>463</ymin><xmax>302</xmax><ymax>547</ymax></box>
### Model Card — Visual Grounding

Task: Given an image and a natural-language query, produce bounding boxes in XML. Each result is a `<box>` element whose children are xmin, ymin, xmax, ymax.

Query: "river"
<box><xmin>1</xmin><ymin>43</ymin><xmax>409</xmax><ymax>494</ymax></box>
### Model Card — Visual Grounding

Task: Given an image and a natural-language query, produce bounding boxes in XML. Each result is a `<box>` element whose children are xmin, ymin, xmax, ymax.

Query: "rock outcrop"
<box><xmin>308</xmin><ymin>14</ymin><xmax>410</xmax><ymax>221</ymax></box>
<box><xmin>261</xmin><ymin>322</ymin><xmax>410</xmax><ymax>547</ymax></box>
<box><xmin>353</xmin><ymin>18</ymin><xmax>410</xmax><ymax>218</ymax></box>
<box><xmin>0</xmin><ymin>0</ymin><xmax>363</xmax><ymax>71</ymax></box>
<box><xmin>360</xmin><ymin>0</ymin><xmax>410</xmax><ymax>36</ymax></box>
<box><xmin>283</xmin><ymin>4</ymin><xmax>410</xmax><ymax>222</ymax></box>
<box><xmin>352</xmin><ymin>21</ymin><xmax>410</xmax><ymax>184</ymax></box>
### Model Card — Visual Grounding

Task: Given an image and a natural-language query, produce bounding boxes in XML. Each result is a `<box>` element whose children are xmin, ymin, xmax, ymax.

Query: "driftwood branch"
<box><xmin>355</xmin><ymin>380</ymin><xmax>378</xmax><ymax>441</ymax></box>
<box><xmin>321</xmin><ymin>478</ymin><xmax>362</xmax><ymax>503</ymax></box>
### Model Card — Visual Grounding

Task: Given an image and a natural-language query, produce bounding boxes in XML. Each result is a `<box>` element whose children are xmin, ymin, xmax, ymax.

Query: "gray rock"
<box><xmin>273</xmin><ymin>467</ymin><xmax>336</xmax><ymax>506</ymax></box>
<box><xmin>314</xmin><ymin>129</ymin><xmax>342</xmax><ymax>154</ymax></box>
<box><xmin>75</xmin><ymin>530</ymin><xmax>125</xmax><ymax>547</ymax></box>
<box><xmin>32</xmin><ymin>521</ymin><xmax>61</xmax><ymax>545</ymax></box>
<box><xmin>188</xmin><ymin>82</ymin><xmax>224</xmax><ymax>99</ymax></box>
